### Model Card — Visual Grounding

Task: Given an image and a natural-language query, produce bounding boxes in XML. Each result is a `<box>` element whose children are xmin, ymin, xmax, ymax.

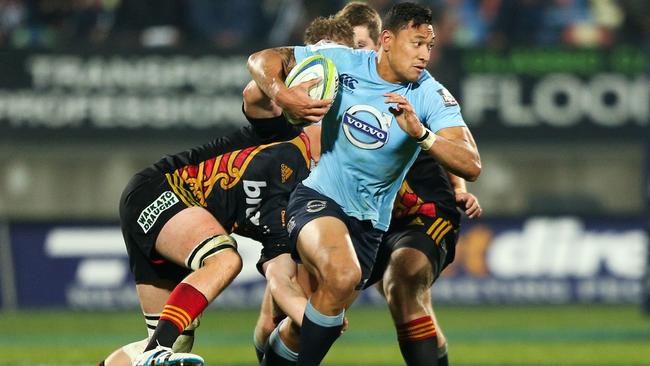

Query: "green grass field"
<box><xmin>1</xmin><ymin>305</ymin><xmax>649</xmax><ymax>366</ymax></box>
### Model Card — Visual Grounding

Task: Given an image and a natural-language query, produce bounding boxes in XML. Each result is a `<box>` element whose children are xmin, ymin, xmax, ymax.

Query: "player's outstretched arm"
<box><xmin>447</xmin><ymin>172</ymin><xmax>482</xmax><ymax>218</ymax></box>
<box><xmin>247</xmin><ymin>47</ymin><xmax>332</xmax><ymax>124</ymax></box>
<box><xmin>263</xmin><ymin>253</ymin><xmax>309</xmax><ymax>327</ymax></box>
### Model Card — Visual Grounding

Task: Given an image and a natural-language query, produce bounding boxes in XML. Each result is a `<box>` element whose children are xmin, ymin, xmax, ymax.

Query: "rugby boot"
<box><xmin>132</xmin><ymin>345</ymin><xmax>204</xmax><ymax>366</ymax></box>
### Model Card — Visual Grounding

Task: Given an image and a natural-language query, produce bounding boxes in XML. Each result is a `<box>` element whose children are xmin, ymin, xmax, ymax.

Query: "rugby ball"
<box><xmin>284</xmin><ymin>55</ymin><xmax>338</xmax><ymax>126</ymax></box>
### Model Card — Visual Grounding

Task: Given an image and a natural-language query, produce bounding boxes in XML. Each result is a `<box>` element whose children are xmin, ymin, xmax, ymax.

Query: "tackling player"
<box><xmin>98</xmin><ymin>116</ymin><xmax>315</xmax><ymax>366</ymax></box>
<box><xmin>248</xmin><ymin>2</ymin><xmax>481</xmax><ymax>365</ymax></box>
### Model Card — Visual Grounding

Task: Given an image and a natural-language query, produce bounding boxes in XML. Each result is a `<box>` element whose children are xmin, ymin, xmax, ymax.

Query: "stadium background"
<box><xmin>0</xmin><ymin>0</ymin><xmax>648</xmax><ymax>365</ymax></box>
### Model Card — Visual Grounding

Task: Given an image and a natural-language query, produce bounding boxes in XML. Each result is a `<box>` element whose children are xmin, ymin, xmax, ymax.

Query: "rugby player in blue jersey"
<box><xmin>250</xmin><ymin>4</ymin><xmax>482</xmax><ymax>366</ymax></box>
<box><xmin>337</xmin><ymin>4</ymin><xmax>482</xmax><ymax>366</ymax></box>
<box><xmin>248</xmin><ymin>3</ymin><xmax>481</xmax><ymax>365</ymax></box>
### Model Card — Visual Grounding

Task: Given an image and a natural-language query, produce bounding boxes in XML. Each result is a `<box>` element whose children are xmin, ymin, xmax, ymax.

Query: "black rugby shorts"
<box><xmin>285</xmin><ymin>184</ymin><xmax>384</xmax><ymax>289</ymax></box>
<box><xmin>119</xmin><ymin>170</ymin><xmax>191</xmax><ymax>284</ymax></box>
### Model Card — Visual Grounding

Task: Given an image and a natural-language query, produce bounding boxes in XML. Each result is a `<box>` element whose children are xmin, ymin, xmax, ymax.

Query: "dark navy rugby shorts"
<box><xmin>286</xmin><ymin>184</ymin><xmax>384</xmax><ymax>289</ymax></box>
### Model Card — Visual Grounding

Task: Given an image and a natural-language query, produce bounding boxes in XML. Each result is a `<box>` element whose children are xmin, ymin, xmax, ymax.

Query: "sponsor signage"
<box><xmin>7</xmin><ymin>217</ymin><xmax>648</xmax><ymax>308</ymax></box>
<box><xmin>342</xmin><ymin>105</ymin><xmax>392</xmax><ymax>149</ymax></box>
<box><xmin>0</xmin><ymin>47</ymin><xmax>647</xmax><ymax>141</ymax></box>
<box><xmin>428</xmin><ymin>216</ymin><xmax>647</xmax><ymax>304</ymax></box>
<box><xmin>8</xmin><ymin>222</ymin><xmax>268</xmax><ymax>308</ymax></box>
<box><xmin>10</xmin><ymin>222</ymin><xmax>136</xmax><ymax>308</ymax></box>
<box><xmin>450</xmin><ymin>47</ymin><xmax>649</xmax><ymax>140</ymax></box>
<box><xmin>0</xmin><ymin>49</ymin><xmax>249</xmax><ymax>140</ymax></box>
<box><xmin>353</xmin><ymin>216</ymin><xmax>647</xmax><ymax>305</ymax></box>
<box><xmin>137</xmin><ymin>191</ymin><xmax>179</xmax><ymax>234</ymax></box>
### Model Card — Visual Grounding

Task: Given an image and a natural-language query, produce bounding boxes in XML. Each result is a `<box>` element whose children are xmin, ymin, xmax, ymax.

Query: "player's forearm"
<box><xmin>242</xmin><ymin>80</ymin><xmax>282</xmax><ymax>119</ymax></box>
<box><xmin>446</xmin><ymin>171</ymin><xmax>467</xmax><ymax>194</ymax></box>
<box><xmin>267</xmin><ymin>273</ymin><xmax>307</xmax><ymax>327</ymax></box>
<box><xmin>264</xmin><ymin>254</ymin><xmax>308</xmax><ymax>327</ymax></box>
<box><xmin>247</xmin><ymin>47</ymin><xmax>294</xmax><ymax>106</ymax></box>
<box><xmin>427</xmin><ymin>137</ymin><xmax>481</xmax><ymax>181</ymax></box>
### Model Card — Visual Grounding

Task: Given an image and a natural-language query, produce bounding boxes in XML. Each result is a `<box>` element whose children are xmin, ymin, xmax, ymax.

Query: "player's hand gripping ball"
<box><xmin>284</xmin><ymin>55</ymin><xmax>338</xmax><ymax>126</ymax></box>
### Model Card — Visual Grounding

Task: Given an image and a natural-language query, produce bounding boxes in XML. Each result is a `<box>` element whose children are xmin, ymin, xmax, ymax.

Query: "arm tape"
<box><xmin>417</xmin><ymin>128</ymin><xmax>437</xmax><ymax>150</ymax></box>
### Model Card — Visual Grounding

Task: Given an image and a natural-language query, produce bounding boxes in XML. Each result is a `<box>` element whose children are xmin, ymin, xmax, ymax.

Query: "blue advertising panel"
<box><xmin>9</xmin><ymin>222</ymin><xmax>269</xmax><ymax>309</ymax></box>
<box><xmin>354</xmin><ymin>216</ymin><xmax>647</xmax><ymax>305</ymax></box>
<box><xmin>10</xmin><ymin>222</ymin><xmax>136</xmax><ymax>308</ymax></box>
<box><xmin>8</xmin><ymin>217</ymin><xmax>648</xmax><ymax>308</ymax></box>
<box><xmin>429</xmin><ymin>216</ymin><xmax>646</xmax><ymax>304</ymax></box>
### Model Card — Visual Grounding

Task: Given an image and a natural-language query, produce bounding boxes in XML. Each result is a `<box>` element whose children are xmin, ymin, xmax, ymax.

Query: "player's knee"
<box><xmin>388</xmin><ymin>250</ymin><xmax>433</xmax><ymax>288</ymax></box>
<box><xmin>382</xmin><ymin>278</ymin><xmax>403</xmax><ymax>307</ymax></box>
<box><xmin>321</xmin><ymin>263</ymin><xmax>361</xmax><ymax>299</ymax></box>
<box><xmin>205</xmin><ymin>250</ymin><xmax>243</xmax><ymax>282</ymax></box>
<box><xmin>187</xmin><ymin>234</ymin><xmax>242</xmax><ymax>277</ymax></box>
<box><xmin>383</xmin><ymin>266</ymin><xmax>430</xmax><ymax>307</ymax></box>
<box><xmin>393</xmin><ymin>263</ymin><xmax>431</xmax><ymax>286</ymax></box>
<box><xmin>220</xmin><ymin>248</ymin><xmax>244</xmax><ymax>277</ymax></box>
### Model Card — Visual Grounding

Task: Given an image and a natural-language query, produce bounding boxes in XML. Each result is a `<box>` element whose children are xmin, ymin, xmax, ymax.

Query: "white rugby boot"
<box><xmin>132</xmin><ymin>345</ymin><xmax>205</xmax><ymax>366</ymax></box>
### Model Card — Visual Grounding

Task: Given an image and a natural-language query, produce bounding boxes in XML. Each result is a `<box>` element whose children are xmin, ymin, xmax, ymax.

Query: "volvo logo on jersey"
<box><xmin>342</xmin><ymin>104</ymin><xmax>392</xmax><ymax>149</ymax></box>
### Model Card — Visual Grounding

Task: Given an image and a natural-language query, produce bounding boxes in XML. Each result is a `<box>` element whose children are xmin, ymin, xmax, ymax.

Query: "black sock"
<box><xmin>437</xmin><ymin>342</ymin><xmax>449</xmax><ymax>366</ymax></box>
<box><xmin>296</xmin><ymin>303</ymin><xmax>344</xmax><ymax>366</ymax></box>
<box><xmin>97</xmin><ymin>361</ymin><xmax>105</xmax><ymax>366</ymax></box>
<box><xmin>262</xmin><ymin>324</ymin><xmax>298</xmax><ymax>366</ymax></box>
<box><xmin>398</xmin><ymin>337</ymin><xmax>439</xmax><ymax>366</ymax></box>
<box><xmin>396</xmin><ymin>316</ymin><xmax>439</xmax><ymax>366</ymax></box>
<box><xmin>145</xmin><ymin>319</ymin><xmax>181</xmax><ymax>351</ymax></box>
<box><xmin>261</xmin><ymin>346</ymin><xmax>297</xmax><ymax>366</ymax></box>
<box><xmin>438</xmin><ymin>353</ymin><xmax>449</xmax><ymax>366</ymax></box>
<box><xmin>255</xmin><ymin>345</ymin><xmax>265</xmax><ymax>364</ymax></box>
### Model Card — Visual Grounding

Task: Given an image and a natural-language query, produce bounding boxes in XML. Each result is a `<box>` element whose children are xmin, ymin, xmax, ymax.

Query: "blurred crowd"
<box><xmin>0</xmin><ymin>0</ymin><xmax>648</xmax><ymax>49</ymax></box>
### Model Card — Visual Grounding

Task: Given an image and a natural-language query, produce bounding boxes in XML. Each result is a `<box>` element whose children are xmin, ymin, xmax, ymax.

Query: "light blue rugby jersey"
<box><xmin>295</xmin><ymin>44</ymin><xmax>466</xmax><ymax>231</ymax></box>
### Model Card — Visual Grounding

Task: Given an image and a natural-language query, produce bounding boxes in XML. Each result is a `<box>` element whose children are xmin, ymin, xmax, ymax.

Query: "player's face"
<box><xmin>353</xmin><ymin>25</ymin><xmax>377</xmax><ymax>51</ymax></box>
<box><xmin>388</xmin><ymin>21</ymin><xmax>434</xmax><ymax>82</ymax></box>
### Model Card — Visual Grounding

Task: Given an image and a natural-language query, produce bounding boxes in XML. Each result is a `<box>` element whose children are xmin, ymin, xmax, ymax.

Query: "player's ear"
<box><xmin>379</xmin><ymin>30</ymin><xmax>392</xmax><ymax>51</ymax></box>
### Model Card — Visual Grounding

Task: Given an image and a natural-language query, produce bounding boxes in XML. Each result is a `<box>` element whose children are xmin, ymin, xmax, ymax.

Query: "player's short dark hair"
<box><xmin>303</xmin><ymin>16</ymin><xmax>355</xmax><ymax>47</ymax></box>
<box><xmin>383</xmin><ymin>2</ymin><xmax>432</xmax><ymax>33</ymax></box>
<box><xmin>335</xmin><ymin>2</ymin><xmax>381</xmax><ymax>44</ymax></box>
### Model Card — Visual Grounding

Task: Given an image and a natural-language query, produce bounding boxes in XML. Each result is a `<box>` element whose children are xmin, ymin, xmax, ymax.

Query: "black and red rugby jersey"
<box><xmin>142</xmin><ymin>122</ymin><xmax>310</xmax><ymax>243</ymax></box>
<box><xmin>392</xmin><ymin>152</ymin><xmax>460</xmax><ymax>225</ymax></box>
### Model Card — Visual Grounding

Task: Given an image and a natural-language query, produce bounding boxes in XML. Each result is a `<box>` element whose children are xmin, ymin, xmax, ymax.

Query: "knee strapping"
<box><xmin>185</xmin><ymin>234</ymin><xmax>238</xmax><ymax>271</ymax></box>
